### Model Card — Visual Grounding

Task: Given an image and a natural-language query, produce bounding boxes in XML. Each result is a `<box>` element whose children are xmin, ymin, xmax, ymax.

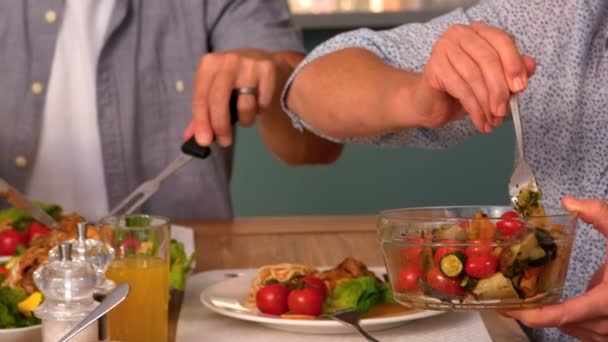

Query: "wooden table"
<box><xmin>181</xmin><ymin>215</ymin><xmax>529</xmax><ymax>342</ymax></box>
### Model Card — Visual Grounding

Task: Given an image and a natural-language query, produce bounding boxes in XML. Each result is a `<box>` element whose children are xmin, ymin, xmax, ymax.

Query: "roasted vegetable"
<box><xmin>439</xmin><ymin>251</ymin><xmax>466</xmax><ymax>277</ymax></box>
<box><xmin>518</xmin><ymin>267</ymin><xmax>541</xmax><ymax>298</ymax></box>
<box><xmin>437</xmin><ymin>224</ymin><xmax>467</xmax><ymax>241</ymax></box>
<box><xmin>472</xmin><ymin>272</ymin><xmax>519</xmax><ymax>300</ymax></box>
<box><xmin>460</xmin><ymin>276</ymin><xmax>479</xmax><ymax>292</ymax></box>
<box><xmin>537</xmin><ymin>242</ymin><xmax>572</xmax><ymax>293</ymax></box>
<box><xmin>514</xmin><ymin>187</ymin><xmax>544</xmax><ymax>217</ymax></box>
<box><xmin>499</xmin><ymin>228</ymin><xmax>556</xmax><ymax>278</ymax></box>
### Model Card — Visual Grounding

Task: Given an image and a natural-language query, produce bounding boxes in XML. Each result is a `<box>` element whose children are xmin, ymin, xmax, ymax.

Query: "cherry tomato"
<box><xmin>296</xmin><ymin>276</ymin><xmax>327</xmax><ymax>299</ymax></box>
<box><xmin>433</xmin><ymin>240</ymin><xmax>464</xmax><ymax>267</ymax></box>
<box><xmin>401</xmin><ymin>238</ymin><xmax>427</xmax><ymax>266</ymax></box>
<box><xmin>496</xmin><ymin>218</ymin><xmax>524</xmax><ymax>237</ymax></box>
<box><xmin>465</xmin><ymin>254</ymin><xmax>498</xmax><ymax>279</ymax></box>
<box><xmin>396</xmin><ymin>264</ymin><xmax>424</xmax><ymax>292</ymax></box>
<box><xmin>120</xmin><ymin>236</ymin><xmax>141</xmax><ymax>252</ymax></box>
<box><xmin>0</xmin><ymin>229</ymin><xmax>26</xmax><ymax>256</ymax></box>
<box><xmin>287</xmin><ymin>287</ymin><xmax>324</xmax><ymax>316</ymax></box>
<box><xmin>500</xmin><ymin>211</ymin><xmax>519</xmax><ymax>220</ymax></box>
<box><xmin>465</xmin><ymin>239</ymin><xmax>494</xmax><ymax>258</ymax></box>
<box><xmin>0</xmin><ymin>265</ymin><xmax>7</xmax><ymax>277</ymax></box>
<box><xmin>25</xmin><ymin>221</ymin><xmax>52</xmax><ymax>244</ymax></box>
<box><xmin>256</xmin><ymin>283</ymin><xmax>290</xmax><ymax>315</ymax></box>
<box><xmin>426</xmin><ymin>267</ymin><xmax>464</xmax><ymax>296</ymax></box>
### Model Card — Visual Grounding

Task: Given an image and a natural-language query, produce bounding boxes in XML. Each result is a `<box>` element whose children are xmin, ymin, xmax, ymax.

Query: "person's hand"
<box><xmin>184</xmin><ymin>50</ymin><xmax>281</xmax><ymax>147</ymax></box>
<box><xmin>413</xmin><ymin>21</ymin><xmax>537</xmax><ymax>133</ymax></box>
<box><xmin>506</xmin><ymin>196</ymin><xmax>608</xmax><ymax>341</ymax></box>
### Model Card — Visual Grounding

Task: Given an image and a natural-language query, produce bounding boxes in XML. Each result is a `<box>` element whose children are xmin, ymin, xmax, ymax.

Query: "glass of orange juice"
<box><xmin>100</xmin><ymin>215</ymin><xmax>170</xmax><ymax>342</ymax></box>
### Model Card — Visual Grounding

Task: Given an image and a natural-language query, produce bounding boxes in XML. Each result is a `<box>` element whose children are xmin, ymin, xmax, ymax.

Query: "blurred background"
<box><xmin>231</xmin><ymin>0</ymin><xmax>514</xmax><ymax>217</ymax></box>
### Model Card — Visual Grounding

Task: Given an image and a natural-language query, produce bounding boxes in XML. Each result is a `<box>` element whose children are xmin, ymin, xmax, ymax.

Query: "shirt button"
<box><xmin>15</xmin><ymin>156</ymin><xmax>28</xmax><ymax>168</ymax></box>
<box><xmin>31</xmin><ymin>82</ymin><xmax>44</xmax><ymax>95</ymax></box>
<box><xmin>45</xmin><ymin>10</ymin><xmax>57</xmax><ymax>24</ymax></box>
<box><xmin>175</xmin><ymin>80</ymin><xmax>185</xmax><ymax>93</ymax></box>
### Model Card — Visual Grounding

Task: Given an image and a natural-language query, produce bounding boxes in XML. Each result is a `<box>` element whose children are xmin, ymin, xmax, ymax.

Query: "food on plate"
<box><xmin>1</xmin><ymin>213</ymin><xmax>91</xmax><ymax>294</ymax></box>
<box><xmin>0</xmin><ymin>202</ymin><xmax>62</xmax><ymax>257</ymax></box>
<box><xmin>247</xmin><ymin>263</ymin><xmax>317</xmax><ymax>306</ymax></box>
<box><xmin>315</xmin><ymin>257</ymin><xmax>381</xmax><ymax>293</ymax></box>
<box><xmin>0</xmin><ymin>286</ymin><xmax>41</xmax><ymax>328</ymax></box>
<box><xmin>379</xmin><ymin>205</ymin><xmax>576</xmax><ymax>309</ymax></box>
<box><xmin>247</xmin><ymin>258</ymin><xmax>405</xmax><ymax>318</ymax></box>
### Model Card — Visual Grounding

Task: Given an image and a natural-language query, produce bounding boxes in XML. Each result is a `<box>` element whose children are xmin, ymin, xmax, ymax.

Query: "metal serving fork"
<box><xmin>508</xmin><ymin>94</ymin><xmax>539</xmax><ymax>206</ymax></box>
<box><xmin>331</xmin><ymin>309</ymin><xmax>380</xmax><ymax>342</ymax></box>
<box><xmin>109</xmin><ymin>91</ymin><xmax>239</xmax><ymax>216</ymax></box>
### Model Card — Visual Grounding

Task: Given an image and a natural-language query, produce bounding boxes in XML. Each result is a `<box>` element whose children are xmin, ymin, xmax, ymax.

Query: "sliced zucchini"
<box><xmin>440</xmin><ymin>251</ymin><xmax>466</xmax><ymax>277</ymax></box>
<box><xmin>472</xmin><ymin>272</ymin><xmax>520</xmax><ymax>300</ymax></box>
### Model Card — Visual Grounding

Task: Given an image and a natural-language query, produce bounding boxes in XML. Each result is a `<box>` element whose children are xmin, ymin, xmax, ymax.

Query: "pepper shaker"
<box><xmin>34</xmin><ymin>243</ymin><xmax>100</xmax><ymax>342</ymax></box>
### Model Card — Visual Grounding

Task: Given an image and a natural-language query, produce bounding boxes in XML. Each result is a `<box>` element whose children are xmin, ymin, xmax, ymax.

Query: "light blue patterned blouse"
<box><xmin>283</xmin><ymin>0</ymin><xmax>608</xmax><ymax>340</ymax></box>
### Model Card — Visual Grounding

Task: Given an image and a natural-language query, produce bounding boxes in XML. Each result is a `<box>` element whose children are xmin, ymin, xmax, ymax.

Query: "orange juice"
<box><xmin>106</xmin><ymin>257</ymin><xmax>169</xmax><ymax>342</ymax></box>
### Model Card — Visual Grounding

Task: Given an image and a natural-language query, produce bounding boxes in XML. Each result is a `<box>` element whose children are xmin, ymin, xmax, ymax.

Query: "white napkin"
<box><xmin>177</xmin><ymin>270</ymin><xmax>494</xmax><ymax>342</ymax></box>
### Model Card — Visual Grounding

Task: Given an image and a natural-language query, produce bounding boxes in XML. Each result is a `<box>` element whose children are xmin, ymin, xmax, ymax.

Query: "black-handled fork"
<box><xmin>109</xmin><ymin>90</ymin><xmax>240</xmax><ymax>216</ymax></box>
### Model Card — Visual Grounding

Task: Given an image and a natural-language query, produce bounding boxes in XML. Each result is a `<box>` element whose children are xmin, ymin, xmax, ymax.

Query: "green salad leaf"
<box><xmin>0</xmin><ymin>201</ymin><xmax>63</xmax><ymax>232</ymax></box>
<box><xmin>169</xmin><ymin>239</ymin><xmax>197</xmax><ymax>291</ymax></box>
<box><xmin>323</xmin><ymin>276</ymin><xmax>394</xmax><ymax>315</ymax></box>
<box><xmin>0</xmin><ymin>287</ymin><xmax>40</xmax><ymax>328</ymax></box>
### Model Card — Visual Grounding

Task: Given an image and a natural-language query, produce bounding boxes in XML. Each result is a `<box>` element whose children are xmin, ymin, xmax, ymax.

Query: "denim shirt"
<box><xmin>0</xmin><ymin>0</ymin><xmax>304</xmax><ymax>220</ymax></box>
<box><xmin>283</xmin><ymin>0</ymin><xmax>608</xmax><ymax>340</ymax></box>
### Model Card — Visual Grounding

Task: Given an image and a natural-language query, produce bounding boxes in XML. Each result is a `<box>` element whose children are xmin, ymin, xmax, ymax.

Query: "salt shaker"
<box><xmin>34</xmin><ymin>243</ymin><xmax>100</xmax><ymax>342</ymax></box>
<box><xmin>50</xmin><ymin>222</ymin><xmax>116</xmax><ymax>291</ymax></box>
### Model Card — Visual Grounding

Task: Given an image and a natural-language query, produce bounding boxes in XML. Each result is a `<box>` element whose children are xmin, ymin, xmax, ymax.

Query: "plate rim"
<box><xmin>200</xmin><ymin>267</ymin><xmax>444</xmax><ymax>328</ymax></box>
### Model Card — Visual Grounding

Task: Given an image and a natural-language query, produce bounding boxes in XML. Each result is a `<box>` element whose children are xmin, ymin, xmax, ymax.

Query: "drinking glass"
<box><xmin>100</xmin><ymin>215</ymin><xmax>170</xmax><ymax>342</ymax></box>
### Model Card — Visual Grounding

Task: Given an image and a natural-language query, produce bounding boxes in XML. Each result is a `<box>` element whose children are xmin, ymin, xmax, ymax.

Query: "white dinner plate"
<box><xmin>200</xmin><ymin>267</ymin><xmax>444</xmax><ymax>334</ymax></box>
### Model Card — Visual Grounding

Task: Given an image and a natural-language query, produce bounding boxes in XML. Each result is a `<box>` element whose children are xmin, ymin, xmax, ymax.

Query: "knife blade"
<box><xmin>0</xmin><ymin>177</ymin><xmax>61</xmax><ymax>230</ymax></box>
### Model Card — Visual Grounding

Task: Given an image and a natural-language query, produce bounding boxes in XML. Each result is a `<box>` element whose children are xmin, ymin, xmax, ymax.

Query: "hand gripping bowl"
<box><xmin>378</xmin><ymin>206</ymin><xmax>578</xmax><ymax>310</ymax></box>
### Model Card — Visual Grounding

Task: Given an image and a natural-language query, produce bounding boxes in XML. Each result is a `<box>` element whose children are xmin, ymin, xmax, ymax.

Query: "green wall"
<box><xmin>230</xmin><ymin>29</ymin><xmax>515</xmax><ymax>217</ymax></box>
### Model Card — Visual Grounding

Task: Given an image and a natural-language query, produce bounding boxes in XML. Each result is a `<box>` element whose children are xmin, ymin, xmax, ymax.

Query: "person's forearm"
<box><xmin>286</xmin><ymin>48</ymin><xmax>423</xmax><ymax>139</ymax></box>
<box><xmin>258</xmin><ymin>52</ymin><xmax>343</xmax><ymax>165</ymax></box>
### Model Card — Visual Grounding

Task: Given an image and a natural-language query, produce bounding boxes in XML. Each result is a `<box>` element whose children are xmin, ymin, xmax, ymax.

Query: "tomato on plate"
<box><xmin>287</xmin><ymin>287</ymin><xmax>324</xmax><ymax>316</ymax></box>
<box><xmin>296</xmin><ymin>276</ymin><xmax>327</xmax><ymax>299</ymax></box>
<box><xmin>426</xmin><ymin>267</ymin><xmax>464</xmax><ymax>296</ymax></box>
<box><xmin>256</xmin><ymin>283</ymin><xmax>290</xmax><ymax>315</ymax></box>
<box><xmin>396</xmin><ymin>264</ymin><xmax>424</xmax><ymax>292</ymax></box>
<box><xmin>25</xmin><ymin>221</ymin><xmax>52</xmax><ymax>244</ymax></box>
<box><xmin>433</xmin><ymin>240</ymin><xmax>464</xmax><ymax>267</ymax></box>
<box><xmin>465</xmin><ymin>254</ymin><xmax>498</xmax><ymax>279</ymax></box>
<box><xmin>464</xmin><ymin>239</ymin><xmax>494</xmax><ymax>258</ymax></box>
<box><xmin>0</xmin><ymin>229</ymin><xmax>26</xmax><ymax>256</ymax></box>
<box><xmin>0</xmin><ymin>265</ymin><xmax>7</xmax><ymax>277</ymax></box>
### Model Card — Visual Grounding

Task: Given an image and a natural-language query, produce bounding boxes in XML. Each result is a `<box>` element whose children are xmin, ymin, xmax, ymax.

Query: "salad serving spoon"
<box><xmin>508</xmin><ymin>94</ymin><xmax>541</xmax><ymax>209</ymax></box>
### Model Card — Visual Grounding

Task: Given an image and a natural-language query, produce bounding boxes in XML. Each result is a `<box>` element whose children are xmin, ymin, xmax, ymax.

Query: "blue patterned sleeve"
<box><xmin>281</xmin><ymin>1</ymin><xmax>521</xmax><ymax>148</ymax></box>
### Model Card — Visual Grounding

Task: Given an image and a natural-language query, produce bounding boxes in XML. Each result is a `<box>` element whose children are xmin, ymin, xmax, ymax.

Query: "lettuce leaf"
<box><xmin>169</xmin><ymin>239</ymin><xmax>197</xmax><ymax>291</ymax></box>
<box><xmin>323</xmin><ymin>276</ymin><xmax>392</xmax><ymax>315</ymax></box>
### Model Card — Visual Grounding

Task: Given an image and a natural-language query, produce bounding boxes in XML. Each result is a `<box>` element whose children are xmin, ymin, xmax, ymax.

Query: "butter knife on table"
<box><xmin>0</xmin><ymin>176</ymin><xmax>61</xmax><ymax>230</ymax></box>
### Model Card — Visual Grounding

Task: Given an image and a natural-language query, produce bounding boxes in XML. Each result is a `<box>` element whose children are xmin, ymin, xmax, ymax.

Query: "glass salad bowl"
<box><xmin>377</xmin><ymin>206</ymin><xmax>578</xmax><ymax>310</ymax></box>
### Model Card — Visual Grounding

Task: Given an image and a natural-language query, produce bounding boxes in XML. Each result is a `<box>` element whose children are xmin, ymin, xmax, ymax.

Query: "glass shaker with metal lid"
<box><xmin>49</xmin><ymin>222</ymin><xmax>116</xmax><ymax>292</ymax></box>
<box><xmin>34</xmin><ymin>243</ymin><xmax>100</xmax><ymax>342</ymax></box>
